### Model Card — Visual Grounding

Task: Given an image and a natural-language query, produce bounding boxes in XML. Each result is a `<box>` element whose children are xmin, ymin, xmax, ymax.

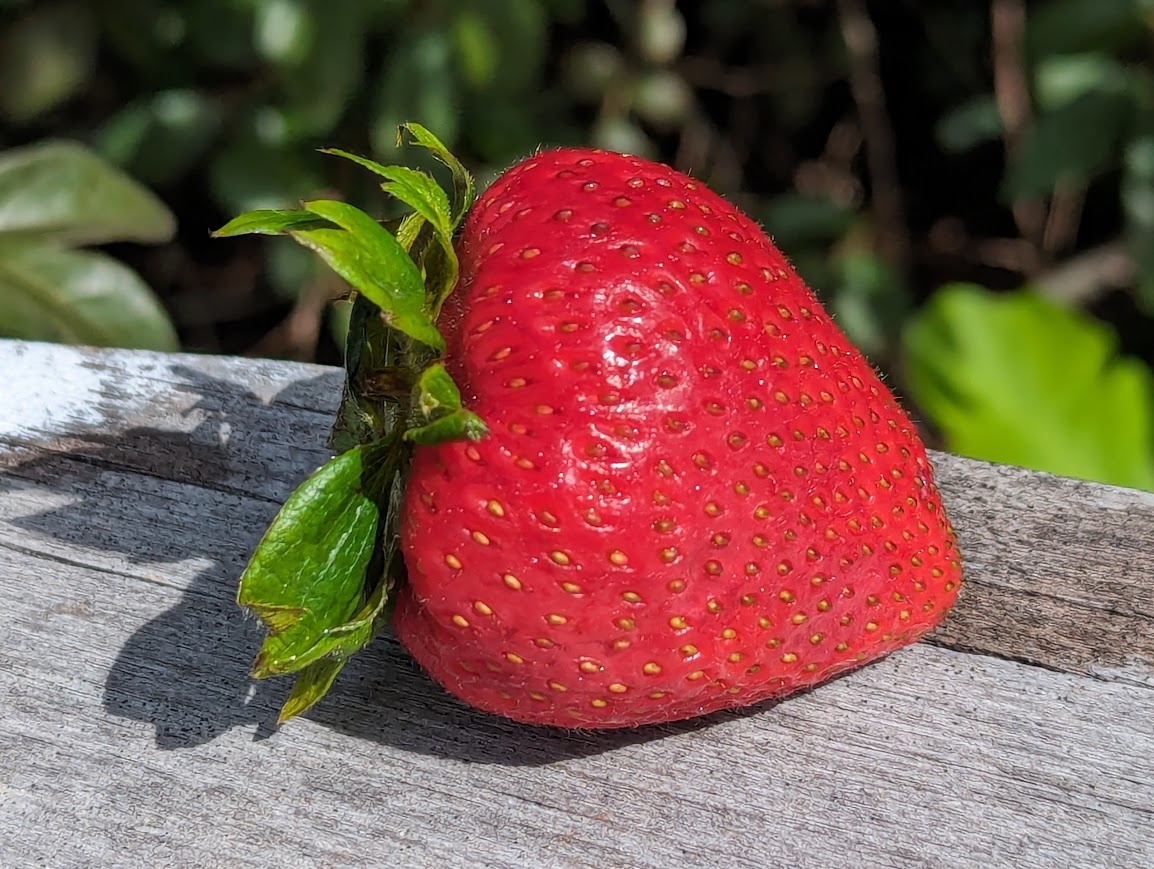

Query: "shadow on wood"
<box><xmin>3</xmin><ymin>362</ymin><xmax>771</xmax><ymax>764</ymax></box>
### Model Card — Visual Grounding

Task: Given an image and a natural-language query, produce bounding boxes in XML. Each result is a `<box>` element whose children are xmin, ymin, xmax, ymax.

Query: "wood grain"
<box><xmin>1</xmin><ymin>339</ymin><xmax>1152</xmax><ymax>868</ymax></box>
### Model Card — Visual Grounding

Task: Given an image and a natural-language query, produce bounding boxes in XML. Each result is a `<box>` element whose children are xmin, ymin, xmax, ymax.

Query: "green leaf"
<box><xmin>0</xmin><ymin>1</ymin><xmax>97</xmax><ymax>123</ymax></box>
<box><xmin>1124</xmin><ymin>123</ymin><xmax>1154</xmax><ymax>312</ymax></box>
<box><xmin>1002</xmin><ymin>92</ymin><xmax>1132</xmax><ymax>199</ymax></box>
<box><xmin>1035</xmin><ymin>54</ymin><xmax>1134</xmax><ymax>112</ymax></box>
<box><xmin>1027</xmin><ymin>0</ymin><xmax>1150</xmax><ymax>57</ymax></box>
<box><xmin>207</xmin><ymin>133</ymin><xmax>327</xmax><ymax>215</ymax></box>
<box><xmin>325</xmin><ymin>142</ymin><xmax>463</xmax><ymax>316</ymax></box>
<box><xmin>936</xmin><ymin>95</ymin><xmax>1004</xmax><ymax>153</ymax></box>
<box><xmin>296</xmin><ymin>199</ymin><xmax>445</xmax><ymax>351</ymax></box>
<box><xmin>274</xmin><ymin>0</ymin><xmax>369</xmax><ymax>140</ymax></box>
<box><xmin>239</xmin><ymin>441</ymin><xmax>395</xmax><ymax>677</ymax></box>
<box><xmin>0</xmin><ymin>140</ymin><xmax>175</xmax><ymax>246</ymax></box>
<box><xmin>398</xmin><ymin>122</ymin><xmax>476</xmax><ymax>227</ymax></box>
<box><xmin>0</xmin><ymin>243</ymin><xmax>178</xmax><ymax>350</ymax></box>
<box><xmin>903</xmin><ymin>284</ymin><xmax>1154</xmax><ymax>491</ymax></box>
<box><xmin>828</xmin><ymin>250</ymin><xmax>911</xmax><ymax>361</ymax></box>
<box><xmin>212</xmin><ymin>208</ymin><xmax>331</xmax><ymax>237</ymax></box>
<box><xmin>320</xmin><ymin>154</ymin><xmax>460</xmax><ymax>313</ymax></box>
<box><xmin>97</xmin><ymin>89</ymin><xmax>225</xmax><ymax>187</ymax></box>
<box><xmin>761</xmin><ymin>193</ymin><xmax>855</xmax><ymax>249</ymax></box>
<box><xmin>371</xmin><ymin>35</ymin><xmax>461</xmax><ymax>173</ymax></box>
<box><xmin>396</xmin><ymin>211</ymin><xmax>427</xmax><ymax>252</ymax></box>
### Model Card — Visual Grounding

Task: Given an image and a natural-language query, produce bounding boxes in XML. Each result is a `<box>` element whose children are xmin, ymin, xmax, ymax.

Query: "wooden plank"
<box><xmin>930</xmin><ymin>452</ymin><xmax>1154</xmax><ymax>686</ymax></box>
<box><xmin>3</xmin><ymin>340</ymin><xmax>1150</xmax><ymax>685</ymax></box>
<box><xmin>1</xmin><ymin>339</ymin><xmax>1152</xmax><ymax>867</ymax></box>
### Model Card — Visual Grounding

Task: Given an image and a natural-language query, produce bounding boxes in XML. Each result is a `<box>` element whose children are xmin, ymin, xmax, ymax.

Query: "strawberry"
<box><xmin>392</xmin><ymin>148</ymin><xmax>963</xmax><ymax>728</ymax></box>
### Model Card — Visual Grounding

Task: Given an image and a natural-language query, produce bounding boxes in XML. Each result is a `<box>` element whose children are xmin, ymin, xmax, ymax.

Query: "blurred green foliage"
<box><xmin>904</xmin><ymin>284</ymin><xmax>1154</xmax><ymax>490</ymax></box>
<box><xmin>0</xmin><ymin>140</ymin><xmax>177</xmax><ymax>348</ymax></box>
<box><xmin>0</xmin><ymin>0</ymin><xmax>1153</xmax><ymax>490</ymax></box>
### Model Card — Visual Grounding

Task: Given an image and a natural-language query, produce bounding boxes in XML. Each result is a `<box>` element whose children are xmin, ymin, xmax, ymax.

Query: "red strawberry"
<box><xmin>394</xmin><ymin>148</ymin><xmax>962</xmax><ymax>728</ymax></box>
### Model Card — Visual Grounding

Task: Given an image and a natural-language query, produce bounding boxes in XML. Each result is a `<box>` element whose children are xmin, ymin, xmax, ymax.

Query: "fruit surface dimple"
<box><xmin>395</xmin><ymin>148</ymin><xmax>963</xmax><ymax>729</ymax></box>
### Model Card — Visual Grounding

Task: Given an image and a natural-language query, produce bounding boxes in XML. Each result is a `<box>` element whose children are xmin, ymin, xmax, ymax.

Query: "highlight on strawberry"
<box><xmin>214</xmin><ymin>123</ymin><xmax>963</xmax><ymax>729</ymax></box>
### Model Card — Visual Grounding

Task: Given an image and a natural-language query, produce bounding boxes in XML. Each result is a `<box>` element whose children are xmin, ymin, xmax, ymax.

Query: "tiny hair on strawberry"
<box><xmin>215</xmin><ymin>124</ymin><xmax>963</xmax><ymax>729</ymax></box>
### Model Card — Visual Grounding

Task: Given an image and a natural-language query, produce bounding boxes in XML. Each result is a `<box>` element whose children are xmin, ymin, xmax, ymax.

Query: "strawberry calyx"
<box><xmin>212</xmin><ymin>124</ymin><xmax>483</xmax><ymax>721</ymax></box>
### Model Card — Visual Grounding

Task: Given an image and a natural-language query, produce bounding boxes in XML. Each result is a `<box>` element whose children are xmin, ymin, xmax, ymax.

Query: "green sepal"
<box><xmin>328</xmin><ymin>292</ymin><xmax>403</xmax><ymax>452</ymax></box>
<box><xmin>405</xmin><ymin>408</ymin><xmax>489</xmax><ymax>445</ymax></box>
<box><xmin>239</xmin><ymin>439</ymin><xmax>398</xmax><ymax>679</ymax></box>
<box><xmin>403</xmin><ymin>362</ymin><xmax>488</xmax><ymax>444</ymax></box>
<box><xmin>211</xmin><ymin>209</ymin><xmax>332</xmax><ymax>237</ymax></box>
<box><xmin>296</xmin><ymin>199</ymin><xmax>444</xmax><ymax>352</ymax></box>
<box><xmin>412</xmin><ymin>361</ymin><xmax>463</xmax><ymax>418</ymax></box>
<box><xmin>323</xmin><ymin>149</ymin><xmax>461</xmax><ymax>316</ymax></box>
<box><xmin>279</xmin><ymin>657</ymin><xmax>348</xmax><ymax>723</ymax></box>
<box><xmin>397</xmin><ymin>122</ymin><xmax>477</xmax><ymax>228</ymax></box>
<box><xmin>396</xmin><ymin>211</ymin><xmax>428</xmax><ymax>253</ymax></box>
<box><xmin>217</xmin><ymin>124</ymin><xmax>491</xmax><ymax>724</ymax></box>
<box><xmin>322</xmin><ymin>149</ymin><xmax>452</xmax><ymax>238</ymax></box>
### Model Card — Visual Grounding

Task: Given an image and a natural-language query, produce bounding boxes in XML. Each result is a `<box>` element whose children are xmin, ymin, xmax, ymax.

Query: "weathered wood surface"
<box><xmin>0</xmin><ymin>338</ymin><xmax>1151</xmax><ymax>868</ymax></box>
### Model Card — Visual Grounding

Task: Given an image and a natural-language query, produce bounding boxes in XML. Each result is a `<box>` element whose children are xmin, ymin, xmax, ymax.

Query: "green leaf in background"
<box><xmin>254</xmin><ymin>0</ymin><xmax>314</xmax><ymax>66</ymax></box>
<box><xmin>1034</xmin><ymin>53</ymin><xmax>1134</xmax><ymax>111</ymax></box>
<box><xmin>267</xmin><ymin>234</ymin><xmax>325</xmax><ymax>302</ymax></box>
<box><xmin>239</xmin><ymin>440</ymin><xmax>394</xmax><ymax>678</ymax></box>
<box><xmin>903</xmin><ymin>284</ymin><xmax>1154</xmax><ymax>491</ymax></box>
<box><xmin>936</xmin><ymin>95</ymin><xmax>1004</xmax><ymax>154</ymax></box>
<box><xmin>1123</xmin><ymin>123</ymin><xmax>1154</xmax><ymax>312</ymax></box>
<box><xmin>633</xmin><ymin>70</ymin><xmax>695</xmax><ymax>130</ymax></box>
<box><xmin>828</xmin><ymin>250</ymin><xmax>912</xmax><ymax>362</ymax></box>
<box><xmin>452</xmin><ymin>7</ymin><xmax>501</xmax><ymax>91</ymax></box>
<box><xmin>97</xmin><ymin>89</ymin><xmax>226</xmax><ymax>187</ymax></box>
<box><xmin>371</xmin><ymin>32</ymin><xmax>461</xmax><ymax>164</ymax></box>
<box><xmin>0</xmin><ymin>0</ymin><xmax>97</xmax><ymax>123</ymax></box>
<box><xmin>184</xmin><ymin>0</ymin><xmax>258</xmax><ymax>69</ymax></box>
<box><xmin>0</xmin><ymin>140</ymin><xmax>176</xmax><ymax>246</ymax></box>
<box><xmin>1026</xmin><ymin>0</ymin><xmax>1150</xmax><ymax>57</ymax></box>
<box><xmin>207</xmin><ymin>131</ymin><xmax>327</xmax><ymax>215</ymax></box>
<box><xmin>455</xmin><ymin>0</ymin><xmax>547</xmax><ymax>95</ymax></box>
<box><xmin>590</xmin><ymin>117</ymin><xmax>657</xmax><ymax>159</ymax></box>
<box><xmin>0</xmin><ymin>243</ymin><xmax>179</xmax><ymax>350</ymax></box>
<box><xmin>762</xmin><ymin>193</ymin><xmax>855</xmax><ymax>250</ymax></box>
<box><xmin>1002</xmin><ymin>91</ymin><xmax>1133</xmax><ymax>199</ymax></box>
<box><xmin>273</xmin><ymin>0</ymin><xmax>370</xmax><ymax>140</ymax></box>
